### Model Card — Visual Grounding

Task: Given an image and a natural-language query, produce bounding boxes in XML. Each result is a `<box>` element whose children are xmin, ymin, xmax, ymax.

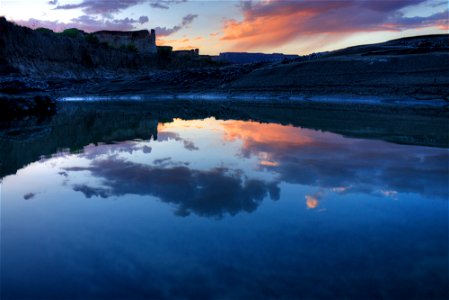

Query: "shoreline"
<box><xmin>58</xmin><ymin>92</ymin><xmax>449</xmax><ymax>108</ymax></box>
<box><xmin>2</xmin><ymin>91</ymin><xmax>448</xmax><ymax>123</ymax></box>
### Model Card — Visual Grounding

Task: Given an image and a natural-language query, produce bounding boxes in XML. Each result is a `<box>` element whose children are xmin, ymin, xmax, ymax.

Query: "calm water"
<box><xmin>1</xmin><ymin>116</ymin><xmax>448</xmax><ymax>299</ymax></box>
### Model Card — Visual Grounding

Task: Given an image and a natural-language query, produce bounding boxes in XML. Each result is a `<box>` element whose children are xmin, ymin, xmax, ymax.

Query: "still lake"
<box><xmin>1</xmin><ymin>102</ymin><xmax>448</xmax><ymax>299</ymax></box>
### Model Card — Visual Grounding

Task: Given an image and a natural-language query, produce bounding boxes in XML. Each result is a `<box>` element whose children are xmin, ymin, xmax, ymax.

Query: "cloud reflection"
<box><xmin>56</xmin><ymin>118</ymin><xmax>448</xmax><ymax>220</ymax></box>
<box><xmin>221</xmin><ymin>120</ymin><xmax>449</xmax><ymax>200</ymax></box>
<box><xmin>66</xmin><ymin>158</ymin><xmax>279</xmax><ymax>218</ymax></box>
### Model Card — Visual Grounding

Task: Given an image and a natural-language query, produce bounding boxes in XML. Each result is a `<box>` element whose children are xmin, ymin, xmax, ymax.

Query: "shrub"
<box><xmin>85</xmin><ymin>34</ymin><xmax>99</xmax><ymax>44</ymax></box>
<box><xmin>120</xmin><ymin>44</ymin><xmax>138</xmax><ymax>52</ymax></box>
<box><xmin>60</xmin><ymin>28</ymin><xmax>84</xmax><ymax>39</ymax></box>
<box><xmin>100</xmin><ymin>41</ymin><xmax>110</xmax><ymax>48</ymax></box>
<box><xmin>127</xmin><ymin>44</ymin><xmax>138</xmax><ymax>52</ymax></box>
<box><xmin>35</xmin><ymin>27</ymin><xmax>54</xmax><ymax>35</ymax></box>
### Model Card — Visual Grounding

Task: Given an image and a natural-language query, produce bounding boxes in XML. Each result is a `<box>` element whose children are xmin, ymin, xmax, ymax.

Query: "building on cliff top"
<box><xmin>92</xmin><ymin>29</ymin><xmax>157</xmax><ymax>54</ymax></box>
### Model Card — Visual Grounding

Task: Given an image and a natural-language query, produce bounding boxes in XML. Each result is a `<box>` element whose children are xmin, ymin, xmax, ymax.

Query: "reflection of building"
<box><xmin>92</xmin><ymin>29</ymin><xmax>157</xmax><ymax>54</ymax></box>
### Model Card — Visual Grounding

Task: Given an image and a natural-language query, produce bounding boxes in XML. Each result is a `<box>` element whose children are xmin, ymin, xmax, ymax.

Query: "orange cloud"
<box><xmin>222</xmin><ymin>12</ymin><xmax>310</xmax><ymax>50</ymax></box>
<box><xmin>221</xmin><ymin>0</ymin><xmax>448</xmax><ymax>51</ymax></box>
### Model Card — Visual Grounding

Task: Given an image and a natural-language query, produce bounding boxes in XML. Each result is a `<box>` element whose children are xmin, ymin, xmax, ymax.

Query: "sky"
<box><xmin>1</xmin><ymin>0</ymin><xmax>448</xmax><ymax>55</ymax></box>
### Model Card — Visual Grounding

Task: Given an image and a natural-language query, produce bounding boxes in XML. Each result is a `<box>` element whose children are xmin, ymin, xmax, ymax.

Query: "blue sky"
<box><xmin>1</xmin><ymin>0</ymin><xmax>447</xmax><ymax>55</ymax></box>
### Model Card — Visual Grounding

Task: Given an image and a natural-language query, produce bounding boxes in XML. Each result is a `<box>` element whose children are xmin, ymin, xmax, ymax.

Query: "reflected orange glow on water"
<box><xmin>158</xmin><ymin>119</ymin><xmax>316</xmax><ymax>147</ymax></box>
<box><xmin>305</xmin><ymin>195</ymin><xmax>319</xmax><ymax>209</ymax></box>
<box><xmin>156</xmin><ymin>118</ymin><xmax>333</xmax><ymax>169</ymax></box>
<box><xmin>305</xmin><ymin>190</ymin><xmax>325</xmax><ymax>209</ymax></box>
<box><xmin>221</xmin><ymin>120</ymin><xmax>319</xmax><ymax>168</ymax></box>
<box><xmin>221</xmin><ymin>120</ymin><xmax>314</xmax><ymax>146</ymax></box>
<box><xmin>158</xmin><ymin>118</ymin><xmax>223</xmax><ymax>132</ymax></box>
<box><xmin>259</xmin><ymin>160</ymin><xmax>279</xmax><ymax>167</ymax></box>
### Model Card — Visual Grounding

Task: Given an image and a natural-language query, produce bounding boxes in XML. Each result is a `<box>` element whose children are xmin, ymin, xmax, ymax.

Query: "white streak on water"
<box><xmin>57</xmin><ymin>94</ymin><xmax>448</xmax><ymax>107</ymax></box>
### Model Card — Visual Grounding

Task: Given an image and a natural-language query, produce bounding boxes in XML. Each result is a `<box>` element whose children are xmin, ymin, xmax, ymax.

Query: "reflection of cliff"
<box><xmin>0</xmin><ymin>106</ymin><xmax>158</xmax><ymax>178</ymax></box>
<box><xmin>1</xmin><ymin>101</ymin><xmax>447</xmax><ymax>178</ymax></box>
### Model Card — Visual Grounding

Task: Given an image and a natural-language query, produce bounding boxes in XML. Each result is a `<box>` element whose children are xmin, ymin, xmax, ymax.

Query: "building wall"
<box><xmin>93</xmin><ymin>30</ymin><xmax>157</xmax><ymax>54</ymax></box>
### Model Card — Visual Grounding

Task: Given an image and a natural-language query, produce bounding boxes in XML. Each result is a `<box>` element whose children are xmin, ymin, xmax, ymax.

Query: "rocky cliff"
<box><xmin>93</xmin><ymin>30</ymin><xmax>157</xmax><ymax>54</ymax></box>
<box><xmin>0</xmin><ymin>17</ymin><xmax>160</xmax><ymax>78</ymax></box>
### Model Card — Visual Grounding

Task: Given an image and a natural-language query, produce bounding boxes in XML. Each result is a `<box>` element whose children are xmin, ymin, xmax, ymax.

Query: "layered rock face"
<box><xmin>0</xmin><ymin>17</ymin><xmax>157</xmax><ymax>77</ymax></box>
<box><xmin>92</xmin><ymin>29</ymin><xmax>157</xmax><ymax>54</ymax></box>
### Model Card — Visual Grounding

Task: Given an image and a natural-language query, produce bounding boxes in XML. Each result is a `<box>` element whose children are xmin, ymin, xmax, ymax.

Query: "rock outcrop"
<box><xmin>0</xmin><ymin>17</ymin><xmax>159</xmax><ymax>77</ymax></box>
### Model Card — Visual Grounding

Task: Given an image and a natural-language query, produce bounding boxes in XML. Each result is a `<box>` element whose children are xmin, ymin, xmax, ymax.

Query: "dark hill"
<box><xmin>229</xmin><ymin>35</ymin><xmax>449</xmax><ymax>99</ymax></box>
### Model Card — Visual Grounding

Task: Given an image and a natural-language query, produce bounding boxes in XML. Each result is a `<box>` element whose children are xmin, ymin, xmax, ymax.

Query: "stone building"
<box><xmin>92</xmin><ymin>29</ymin><xmax>157</xmax><ymax>54</ymax></box>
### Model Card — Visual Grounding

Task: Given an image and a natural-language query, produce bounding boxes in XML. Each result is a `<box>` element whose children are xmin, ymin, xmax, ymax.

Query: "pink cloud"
<box><xmin>222</xmin><ymin>0</ymin><xmax>448</xmax><ymax>51</ymax></box>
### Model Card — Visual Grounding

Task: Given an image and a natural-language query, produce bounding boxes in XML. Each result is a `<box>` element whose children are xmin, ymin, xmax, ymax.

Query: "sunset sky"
<box><xmin>1</xmin><ymin>0</ymin><xmax>447</xmax><ymax>55</ymax></box>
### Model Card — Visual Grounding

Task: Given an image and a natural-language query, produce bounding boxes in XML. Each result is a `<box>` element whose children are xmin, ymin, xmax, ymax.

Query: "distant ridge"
<box><xmin>217</xmin><ymin>52</ymin><xmax>299</xmax><ymax>64</ymax></box>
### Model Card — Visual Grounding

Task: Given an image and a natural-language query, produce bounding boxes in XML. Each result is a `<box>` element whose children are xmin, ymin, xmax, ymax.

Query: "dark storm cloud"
<box><xmin>66</xmin><ymin>158</ymin><xmax>279</xmax><ymax>218</ymax></box>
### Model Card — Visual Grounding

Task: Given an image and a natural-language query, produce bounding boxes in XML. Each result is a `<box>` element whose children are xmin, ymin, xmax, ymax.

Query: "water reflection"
<box><xmin>68</xmin><ymin>160</ymin><xmax>279</xmax><ymax>218</ymax></box>
<box><xmin>2</xmin><ymin>117</ymin><xmax>448</xmax><ymax>299</ymax></box>
<box><xmin>4</xmin><ymin>118</ymin><xmax>447</xmax><ymax>217</ymax></box>
<box><xmin>221</xmin><ymin>120</ymin><xmax>449</xmax><ymax>200</ymax></box>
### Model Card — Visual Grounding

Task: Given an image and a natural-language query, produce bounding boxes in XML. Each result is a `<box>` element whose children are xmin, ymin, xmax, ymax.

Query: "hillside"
<box><xmin>47</xmin><ymin>34</ymin><xmax>448</xmax><ymax>100</ymax></box>
<box><xmin>229</xmin><ymin>35</ymin><xmax>449</xmax><ymax>99</ymax></box>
